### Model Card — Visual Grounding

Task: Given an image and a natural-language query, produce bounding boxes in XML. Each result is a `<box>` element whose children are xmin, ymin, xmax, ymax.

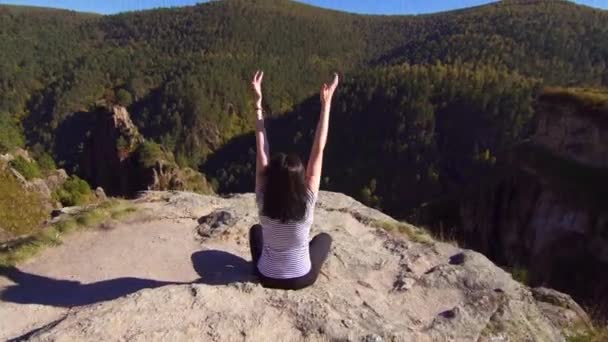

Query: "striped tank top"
<box><xmin>256</xmin><ymin>188</ymin><xmax>317</xmax><ymax>279</ymax></box>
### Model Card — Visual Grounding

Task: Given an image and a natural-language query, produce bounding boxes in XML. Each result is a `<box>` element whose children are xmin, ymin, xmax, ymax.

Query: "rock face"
<box><xmin>417</xmin><ymin>94</ymin><xmax>608</xmax><ymax>318</ymax></box>
<box><xmin>534</xmin><ymin>93</ymin><xmax>608</xmax><ymax>168</ymax></box>
<box><xmin>26</xmin><ymin>169</ymin><xmax>69</xmax><ymax>206</ymax></box>
<box><xmin>80</xmin><ymin>105</ymin><xmax>144</xmax><ymax>196</ymax></box>
<box><xmin>8</xmin><ymin>191</ymin><xmax>588</xmax><ymax>341</ymax></box>
<box><xmin>80</xmin><ymin>105</ymin><xmax>211</xmax><ymax>196</ymax></box>
<box><xmin>2</xmin><ymin>150</ymin><xmax>68</xmax><ymax>206</ymax></box>
<box><xmin>457</xmin><ymin>169</ymin><xmax>608</xmax><ymax>316</ymax></box>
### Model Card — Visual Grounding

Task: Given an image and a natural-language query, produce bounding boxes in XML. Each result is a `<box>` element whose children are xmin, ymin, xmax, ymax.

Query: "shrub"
<box><xmin>9</xmin><ymin>156</ymin><xmax>41</xmax><ymax>180</ymax></box>
<box><xmin>0</xmin><ymin>199</ymin><xmax>137</xmax><ymax>266</ymax></box>
<box><xmin>136</xmin><ymin>140</ymin><xmax>173</xmax><ymax>168</ymax></box>
<box><xmin>567</xmin><ymin>323</ymin><xmax>608</xmax><ymax>342</ymax></box>
<box><xmin>53</xmin><ymin>176</ymin><xmax>93</xmax><ymax>206</ymax></box>
<box><xmin>371</xmin><ymin>218</ymin><xmax>433</xmax><ymax>245</ymax></box>
<box><xmin>0</xmin><ymin>112</ymin><xmax>25</xmax><ymax>153</ymax></box>
<box><xmin>116</xmin><ymin>88</ymin><xmax>133</xmax><ymax>107</ymax></box>
<box><xmin>180</xmin><ymin>167</ymin><xmax>214</xmax><ymax>194</ymax></box>
<box><xmin>34</xmin><ymin>152</ymin><xmax>57</xmax><ymax>174</ymax></box>
<box><xmin>116</xmin><ymin>135</ymin><xmax>129</xmax><ymax>151</ymax></box>
<box><xmin>0</xmin><ymin>167</ymin><xmax>48</xmax><ymax>236</ymax></box>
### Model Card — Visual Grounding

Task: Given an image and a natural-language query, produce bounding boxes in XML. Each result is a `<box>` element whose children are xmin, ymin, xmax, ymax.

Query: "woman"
<box><xmin>249</xmin><ymin>70</ymin><xmax>339</xmax><ymax>290</ymax></box>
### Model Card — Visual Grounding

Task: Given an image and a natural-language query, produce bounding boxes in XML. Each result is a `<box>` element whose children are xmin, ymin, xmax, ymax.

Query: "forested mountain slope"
<box><xmin>1</xmin><ymin>0</ymin><xmax>607</xmax><ymax>176</ymax></box>
<box><xmin>204</xmin><ymin>62</ymin><xmax>540</xmax><ymax>214</ymax></box>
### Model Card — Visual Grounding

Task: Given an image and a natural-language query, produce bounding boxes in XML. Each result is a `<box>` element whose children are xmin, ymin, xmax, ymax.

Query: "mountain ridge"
<box><xmin>1</xmin><ymin>0</ymin><xmax>606</xmax><ymax>18</ymax></box>
<box><xmin>3</xmin><ymin>0</ymin><xmax>606</xmax><ymax>172</ymax></box>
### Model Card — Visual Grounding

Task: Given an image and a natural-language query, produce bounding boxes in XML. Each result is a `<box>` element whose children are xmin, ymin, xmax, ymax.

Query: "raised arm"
<box><xmin>252</xmin><ymin>70</ymin><xmax>269</xmax><ymax>193</ymax></box>
<box><xmin>306</xmin><ymin>73</ymin><xmax>339</xmax><ymax>195</ymax></box>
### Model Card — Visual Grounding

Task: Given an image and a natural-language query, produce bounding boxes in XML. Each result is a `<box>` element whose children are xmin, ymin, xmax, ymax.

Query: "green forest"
<box><xmin>1</xmin><ymin>0</ymin><xmax>607</xmax><ymax>216</ymax></box>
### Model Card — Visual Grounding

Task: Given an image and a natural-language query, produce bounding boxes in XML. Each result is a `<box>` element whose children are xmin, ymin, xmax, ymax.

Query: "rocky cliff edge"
<box><xmin>2</xmin><ymin>191</ymin><xmax>590</xmax><ymax>341</ymax></box>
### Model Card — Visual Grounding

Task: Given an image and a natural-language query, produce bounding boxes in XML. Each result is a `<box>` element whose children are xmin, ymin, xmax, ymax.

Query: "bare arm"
<box><xmin>306</xmin><ymin>73</ymin><xmax>339</xmax><ymax>195</ymax></box>
<box><xmin>252</xmin><ymin>70</ymin><xmax>269</xmax><ymax>193</ymax></box>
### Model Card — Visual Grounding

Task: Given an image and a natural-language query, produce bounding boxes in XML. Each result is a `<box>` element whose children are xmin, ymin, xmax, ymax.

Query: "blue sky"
<box><xmin>0</xmin><ymin>0</ymin><xmax>606</xmax><ymax>15</ymax></box>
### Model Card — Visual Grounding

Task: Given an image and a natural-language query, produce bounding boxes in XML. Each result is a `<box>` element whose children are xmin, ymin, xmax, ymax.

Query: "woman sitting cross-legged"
<box><xmin>249</xmin><ymin>70</ymin><xmax>339</xmax><ymax>290</ymax></box>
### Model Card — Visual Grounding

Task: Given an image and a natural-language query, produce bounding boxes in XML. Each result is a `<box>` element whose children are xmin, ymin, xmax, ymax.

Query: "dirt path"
<box><xmin>0</xmin><ymin>207</ymin><xmax>206</xmax><ymax>340</ymax></box>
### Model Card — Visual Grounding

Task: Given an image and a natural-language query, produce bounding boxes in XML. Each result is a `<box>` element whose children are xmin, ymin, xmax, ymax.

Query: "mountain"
<box><xmin>1</xmin><ymin>0</ymin><xmax>607</xmax><ymax>173</ymax></box>
<box><xmin>1</xmin><ymin>0</ymin><xmax>608</xmax><ymax>322</ymax></box>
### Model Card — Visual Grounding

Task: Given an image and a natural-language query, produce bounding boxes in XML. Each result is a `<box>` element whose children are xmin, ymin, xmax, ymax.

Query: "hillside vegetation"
<box><xmin>0</xmin><ymin>0</ymin><xmax>606</xmax><ymax>213</ymax></box>
<box><xmin>204</xmin><ymin>62</ymin><xmax>540</xmax><ymax>213</ymax></box>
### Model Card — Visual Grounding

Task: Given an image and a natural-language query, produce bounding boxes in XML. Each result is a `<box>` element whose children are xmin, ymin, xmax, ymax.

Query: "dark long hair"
<box><xmin>262</xmin><ymin>153</ymin><xmax>308</xmax><ymax>223</ymax></box>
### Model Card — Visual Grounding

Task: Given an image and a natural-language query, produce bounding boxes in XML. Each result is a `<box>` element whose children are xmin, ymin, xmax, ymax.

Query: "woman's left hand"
<box><xmin>320</xmin><ymin>72</ymin><xmax>339</xmax><ymax>108</ymax></box>
<box><xmin>251</xmin><ymin>70</ymin><xmax>264</xmax><ymax>107</ymax></box>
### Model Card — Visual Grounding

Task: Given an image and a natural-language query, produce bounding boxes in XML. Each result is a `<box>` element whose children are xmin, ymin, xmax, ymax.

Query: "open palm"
<box><xmin>251</xmin><ymin>70</ymin><xmax>264</xmax><ymax>104</ymax></box>
<box><xmin>321</xmin><ymin>73</ymin><xmax>339</xmax><ymax>106</ymax></box>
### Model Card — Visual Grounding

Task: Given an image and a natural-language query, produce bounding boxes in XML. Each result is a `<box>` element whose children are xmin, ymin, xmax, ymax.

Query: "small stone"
<box><xmin>362</xmin><ymin>333</ymin><xmax>383</xmax><ymax>342</ymax></box>
<box><xmin>439</xmin><ymin>307</ymin><xmax>460</xmax><ymax>319</ymax></box>
<box><xmin>99</xmin><ymin>220</ymin><xmax>118</xmax><ymax>230</ymax></box>
<box><xmin>230</xmin><ymin>282</ymin><xmax>255</xmax><ymax>294</ymax></box>
<box><xmin>197</xmin><ymin>210</ymin><xmax>235</xmax><ymax>227</ymax></box>
<box><xmin>189</xmin><ymin>285</ymin><xmax>198</xmax><ymax>297</ymax></box>
<box><xmin>372</xmin><ymin>259</ymin><xmax>387</xmax><ymax>270</ymax></box>
<box><xmin>357</xmin><ymin>280</ymin><xmax>374</xmax><ymax>289</ymax></box>
<box><xmin>393</xmin><ymin>276</ymin><xmax>416</xmax><ymax>291</ymax></box>
<box><xmin>341</xmin><ymin>319</ymin><xmax>353</xmax><ymax>328</ymax></box>
<box><xmin>45</xmin><ymin>169</ymin><xmax>68</xmax><ymax>191</ymax></box>
<box><xmin>196</xmin><ymin>210</ymin><xmax>236</xmax><ymax>240</ymax></box>
<box><xmin>449</xmin><ymin>252</ymin><xmax>466</xmax><ymax>265</ymax></box>
<box><xmin>95</xmin><ymin>187</ymin><xmax>107</xmax><ymax>201</ymax></box>
<box><xmin>424</xmin><ymin>266</ymin><xmax>439</xmax><ymax>274</ymax></box>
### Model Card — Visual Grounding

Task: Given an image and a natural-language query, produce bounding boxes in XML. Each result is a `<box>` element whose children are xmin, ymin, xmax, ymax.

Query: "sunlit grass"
<box><xmin>0</xmin><ymin>199</ymin><xmax>136</xmax><ymax>266</ymax></box>
<box><xmin>567</xmin><ymin>321</ymin><xmax>608</xmax><ymax>342</ymax></box>
<box><xmin>370</xmin><ymin>218</ymin><xmax>434</xmax><ymax>244</ymax></box>
<box><xmin>543</xmin><ymin>87</ymin><xmax>608</xmax><ymax>109</ymax></box>
<box><xmin>0</xmin><ymin>165</ymin><xmax>48</xmax><ymax>237</ymax></box>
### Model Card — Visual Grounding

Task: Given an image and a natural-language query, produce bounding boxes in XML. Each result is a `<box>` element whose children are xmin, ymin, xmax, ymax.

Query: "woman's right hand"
<box><xmin>320</xmin><ymin>73</ymin><xmax>339</xmax><ymax>107</ymax></box>
<box><xmin>251</xmin><ymin>70</ymin><xmax>264</xmax><ymax>108</ymax></box>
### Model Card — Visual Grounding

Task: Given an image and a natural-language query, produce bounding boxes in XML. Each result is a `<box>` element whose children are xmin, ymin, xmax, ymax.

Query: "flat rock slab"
<box><xmin>0</xmin><ymin>191</ymin><xmax>584</xmax><ymax>341</ymax></box>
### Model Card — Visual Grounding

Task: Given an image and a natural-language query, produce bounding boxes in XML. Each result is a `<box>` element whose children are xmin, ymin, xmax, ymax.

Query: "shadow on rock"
<box><xmin>0</xmin><ymin>251</ymin><xmax>256</xmax><ymax>307</ymax></box>
<box><xmin>0</xmin><ymin>266</ymin><xmax>184</xmax><ymax>307</ymax></box>
<box><xmin>191</xmin><ymin>250</ymin><xmax>257</xmax><ymax>285</ymax></box>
